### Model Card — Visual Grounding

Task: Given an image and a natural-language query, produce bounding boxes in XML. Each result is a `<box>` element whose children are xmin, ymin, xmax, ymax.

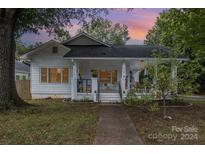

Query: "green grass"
<box><xmin>126</xmin><ymin>102</ymin><xmax>205</xmax><ymax>144</ymax></box>
<box><xmin>0</xmin><ymin>99</ymin><xmax>99</xmax><ymax>144</ymax></box>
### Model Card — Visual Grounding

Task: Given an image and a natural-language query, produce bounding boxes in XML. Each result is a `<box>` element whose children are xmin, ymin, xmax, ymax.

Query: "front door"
<box><xmin>99</xmin><ymin>70</ymin><xmax>118</xmax><ymax>92</ymax></box>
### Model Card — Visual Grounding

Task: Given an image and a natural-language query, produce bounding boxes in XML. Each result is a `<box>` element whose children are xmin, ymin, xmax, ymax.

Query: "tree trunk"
<box><xmin>162</xmin><ymin>93</ymin><xmax>167</xmax><ymax>118</ymax></box>
<box><xmin>0</xmin><ymin>9</ymin><xmax>27</xmax><ymax>109</ymax></box>
<box><xmin>9</xmin><ymin>36</ymin><xmax>27</xmax><ymax>106</ymax></box>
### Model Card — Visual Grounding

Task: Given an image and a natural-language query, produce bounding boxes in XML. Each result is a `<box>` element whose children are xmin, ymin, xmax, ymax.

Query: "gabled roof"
<box><xmin>15</xmin><ymin>61</ymin><xmax>30</xmax><ymax>73</ymax></box>
<box><xmin>21</xmin><ymin>40</ymin><xmax>70</xmax><ymax>59</ymax></box>
<box><xmin>62</xmin><ymin>32</ymin><xmax>111</xmax><ymax>47</ymax></box>
<box><xmin>63</xmin><ymin>45</ymin><xmax>170</xmax><ymax>59</ymax></box>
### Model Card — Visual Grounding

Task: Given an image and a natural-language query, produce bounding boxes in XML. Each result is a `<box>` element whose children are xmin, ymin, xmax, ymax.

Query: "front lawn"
<box><xmin>0</xmin><ymin>99</ymin><xmax>99</xmax><ymax>144</ymax></box>
<box><xmin>126</xmin><ymin>102</ymin><xmax>205</xmax><ymax>144</ymax></box>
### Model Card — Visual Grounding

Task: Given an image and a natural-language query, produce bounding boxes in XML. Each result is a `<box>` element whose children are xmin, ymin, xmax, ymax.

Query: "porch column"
<box><xmin>91</xmin><ymin>78</ymin><xmax>98</xmax><ymax>102</ymax></box>
<box><xmin>71</xmin><ymin>62</ymin><xmax>77</xmax><ymax>100</ymax></box>
<box><xmin>153</xmin><ymin>64</ymin><xmax>157</xmax><ymax>85</ymax></box>
<box><xmin>121</xmin><ymin>62</ymin><xmax>127</xmax><ymax>95</ymax></box>
<box><xmin>153</xmin><ymin>64</ymin><xmax>158</xmax><ymax>99</ymax></box>
<box><xmin>133</xmin><ymin>71</ymin><xmax>140</xmax><ymax>83</ymax></box>
<box><xmin>144</xmin><ymin>67</ymin><xmax>148</xmax><ymax>93</ymax></box>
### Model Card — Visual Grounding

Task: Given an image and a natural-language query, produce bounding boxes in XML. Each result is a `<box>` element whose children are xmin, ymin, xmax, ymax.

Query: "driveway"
<box><xmin>94</xmin><ymin>105</ymin><xmax>143</xmax><ymax>145</ymax></box>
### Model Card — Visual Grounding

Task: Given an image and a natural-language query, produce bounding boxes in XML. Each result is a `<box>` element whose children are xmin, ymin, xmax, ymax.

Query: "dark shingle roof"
<box><xmin>15</xmin><ymin>61</ymin><xmax>30</xmax><ymax>73</ymax></box>
<box><xmin>64</xmin><ymin>45</ymin><xmax>169</xmax><ymax>58</ymax></box>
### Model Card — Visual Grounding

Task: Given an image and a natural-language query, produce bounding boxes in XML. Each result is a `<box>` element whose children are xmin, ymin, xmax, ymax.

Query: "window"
<box><xmin>40</xmin><ymin>68</ymin><xmax>69</xmax><ymax>83</ymax></box>
<box><xmin>49</xmin><ymin>68</ymin><xmax>61</xmax><ymax>83</ymax></box>
<box><xmin>99</xmin><ymin>71</ymin><xmax>111</xmax><ymax>83</ymax></box>
<box><xmin>22</xmin><ymin>75</ymin><xmax>26</xmax><ymax>80</ymax></box>
<box><xmin>62</xmin><ymin>68</ymin><xmax>69</xmax><ymax>83</ymax></box>
<box><xmin>111</xmin><ymin>70</ymin><xmax>117</xmax><ymax>84</ymax></box>
<box><xmin>41</xmin><ymin>68</ymin><xmax>48</xmax><ymax>83</ymax></box>
<box><xmin>52</xmin><ymin>47</ymin><xmax>58</xmax><ymax>54</ymax></box>
<box><xmin>99</xmin><ymin>70</ymin><xmax>117</xmax><ymax>84</ymax></box>
<box><xmin>16</xmin><ymin>75</ymin><xmax>20</xmax><ymax>80</ymax></box>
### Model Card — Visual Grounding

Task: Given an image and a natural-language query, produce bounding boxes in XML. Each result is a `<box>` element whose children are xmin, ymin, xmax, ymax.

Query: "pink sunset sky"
<box><xmin>20</xmin><ymin>8</ymin><xmax>166</xmax><ymax>45</ymax></box>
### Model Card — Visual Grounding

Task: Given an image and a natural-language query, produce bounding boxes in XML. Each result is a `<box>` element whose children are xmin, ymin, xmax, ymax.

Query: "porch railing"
<box><xmin>77</xmin><ymin>79</ymin><xmax>92</xmax><ymax>93</ymax></box>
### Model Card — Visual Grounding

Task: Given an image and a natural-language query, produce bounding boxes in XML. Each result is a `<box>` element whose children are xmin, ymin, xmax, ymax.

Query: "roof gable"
<box><xmin>21</xmin><ymin>40</ymin><xmax>70</xmax><ymax>59</ymax></box>
<box><xmin>62</xmin><ymin>32</ymin><xmax>110</xmax><ymax>47</ymax></box>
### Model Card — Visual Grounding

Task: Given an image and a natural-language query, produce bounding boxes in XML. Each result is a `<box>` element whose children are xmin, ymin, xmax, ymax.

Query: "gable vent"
<box><xmin>52</xmin><ymin>47</ymin><xmax>58</xmax><ymax>54</ymax></box>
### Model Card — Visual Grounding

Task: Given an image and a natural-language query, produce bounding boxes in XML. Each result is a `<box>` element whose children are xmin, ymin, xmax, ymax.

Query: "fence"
<box><xmin>15</xmin><ymin>80</ymin><xmax>31</xmax><ymax>100</ymax></box>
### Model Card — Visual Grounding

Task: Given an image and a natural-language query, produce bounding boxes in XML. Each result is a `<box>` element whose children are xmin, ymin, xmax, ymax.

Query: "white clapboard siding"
<box><xmin>30</xmin><ymin>43</ymin><xmax>72</xmax><ymax>99</ymax></box>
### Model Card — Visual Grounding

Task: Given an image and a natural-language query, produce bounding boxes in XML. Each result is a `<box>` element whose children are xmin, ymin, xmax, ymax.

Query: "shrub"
<box><xmin>124</xmin><ymin>90</ymin><xmax>145</xmax><ymax>105</ymax></box>
<box><xmin>141</xmin><ymin>93</ymin><xmax>160</xmax><ymax>112</ymax></box>
<box><xmin>125</xmin><ymin>91</ymin><xmax>160</xmax><ymax>112</ymax></box>
<box><xmin>147</xmin><ymin>102</ymin><xmax>160</xmax><ymax>112</ymax></box>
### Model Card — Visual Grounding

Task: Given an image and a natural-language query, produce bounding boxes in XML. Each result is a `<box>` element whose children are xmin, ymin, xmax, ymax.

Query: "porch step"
<box><xmin>99</xmin><ymin>93</ymin><xmax>121</xmax><ymax>103</ymax></box>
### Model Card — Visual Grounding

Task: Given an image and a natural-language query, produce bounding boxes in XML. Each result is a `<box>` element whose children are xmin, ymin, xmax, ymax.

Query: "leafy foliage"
<box><xmin>144</xmin><ymin>8</ymin><xmax>205</xmax><ymax>92</ymax></box>
<box><xmin>16</xmin><ymin>41</ymin><xmax>42</xmax><ymax>59</ymax></box>
<box><xmin>79</xmin><ymin>18</ymin><xmax>130</xmax><ymax>45</ymax></box>
<box><xmin>16</xmin><ymin>9</ymin><xmax>109</xmax><ymax>38</ymax></box>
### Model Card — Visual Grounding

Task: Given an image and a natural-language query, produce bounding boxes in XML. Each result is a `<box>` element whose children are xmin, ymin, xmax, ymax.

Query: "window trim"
<box><xmin>40</xmin><ymin>67</ymin><xmax>69</xmax><ymax>84</ymax></box>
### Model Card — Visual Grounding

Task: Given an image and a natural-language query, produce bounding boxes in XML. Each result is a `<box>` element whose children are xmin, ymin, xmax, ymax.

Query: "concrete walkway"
<box><xmin>94</xmin><ymin>105</ymin><xmax>143</xmax><ymax>145</ymax></box>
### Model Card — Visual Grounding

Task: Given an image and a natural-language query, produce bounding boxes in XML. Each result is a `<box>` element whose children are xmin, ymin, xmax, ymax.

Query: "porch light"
<box><xmin>139</xmin><ymin>60</ymin><xmax>145</xmax><ymax>70</ymax></box>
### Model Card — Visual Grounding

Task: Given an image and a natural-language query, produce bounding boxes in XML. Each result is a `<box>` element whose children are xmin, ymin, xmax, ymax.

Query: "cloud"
<box><xmin>107</xmin><ymin>8</ymin><xmax>163</xmax><ymax>40</ymax></box>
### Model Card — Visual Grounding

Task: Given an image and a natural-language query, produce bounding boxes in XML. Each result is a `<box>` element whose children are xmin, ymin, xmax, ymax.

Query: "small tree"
<box><xmin>155</xmin><ymin>63</ymin><xmax>174</xmax><ymax>119</ymax></box>
<box><xmin>146</xmin><ymin>51</ymin><xmax>177</xmax><ymax>119</ymax></box>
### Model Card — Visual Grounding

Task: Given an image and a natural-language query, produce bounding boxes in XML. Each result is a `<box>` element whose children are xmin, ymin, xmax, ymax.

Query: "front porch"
<box><xmin>69</xmin><ymin>59</ymin><xmax>160</xmax><ymax>102</ymax></box>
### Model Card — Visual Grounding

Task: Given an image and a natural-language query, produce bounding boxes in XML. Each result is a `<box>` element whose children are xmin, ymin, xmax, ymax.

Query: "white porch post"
<box><xmin>133</xmin><ymin>71</ymin><xmax>140</xmax><ymax>83</ymax></box>
<box><xmin>153</xmin><ymin>64</ymin><xmax>158</xmax><ymax>98</ymax></box>
<box><xmin>91</xmin><ymin>78</ymin><xmax>98</xmax><ymax>102</ymax></box>
<box><xmin>144</xmin><ymin>67</ymin><xmax>148</xmax><ymax>93</ymax></box>
<box><xmin>71</xmin><ymin>61</ymin><xmax>77</xmax><ymax>100</ymax></box>
<box><xmin>121</xmin><ymin>62</ymin><xmax>127</xmax><ymax>96</ymax></box>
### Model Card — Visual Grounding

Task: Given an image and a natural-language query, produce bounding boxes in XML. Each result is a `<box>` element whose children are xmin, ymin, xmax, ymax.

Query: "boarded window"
<box><xmin>62</xmin><ymin>68</ymin><xmax>69</xmax><ymax>83</ymax></box>
<box><xmin>111</xmin><ymin>70</ymin><xmax>117</xmax><ymax>84</ymax></box>
<box><xmin>41</xmin><ymin>68</ymin><xmax>48</xmax><ymax>83</ymax></box>
<box><xmin>99</xmin><ymin>71</ymin><xmax>111</xmax><ymax>83</ymax></box>
<box><xmin>41</xmin><ymin>68</ymin><xmax>69</xmax><ymax>83</ymax></box>
<box><xmin>48</xmin><ymin>68</ymin><xmax>61</xmax><ymax>83</ymax></box>
<box><xmin>99</xmin><ymin>70</ymin><xmax>117</xmax><ymax>84</ymax></box>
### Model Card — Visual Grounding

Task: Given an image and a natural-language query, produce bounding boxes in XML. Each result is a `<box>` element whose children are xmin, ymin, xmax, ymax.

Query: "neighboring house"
<box><xmin>15</xmin><ymin>60</ymin><xmax>30</xmax><ymax>80</ymax></box>
<box><xmin>21</xmin><ymin>32</ymin><xmax>187</xmax><ymax>102</ymax></box>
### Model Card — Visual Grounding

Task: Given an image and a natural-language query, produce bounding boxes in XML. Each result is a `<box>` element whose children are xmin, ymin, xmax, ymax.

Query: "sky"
<box><xmin>20</xmin><ymin>8</ymin><xmax>165</xmax><ymax>45</ymax></box>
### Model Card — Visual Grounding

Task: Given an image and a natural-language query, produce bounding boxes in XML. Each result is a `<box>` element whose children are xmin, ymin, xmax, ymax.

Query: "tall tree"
<box><xmin>144</xmin><ymin>9</ymin><xmax>205</xmax><ymax>93</ymax></box>
<box><xmin>16</xmin><ymin>40</ymin><xmax>28</xmax><ymax>59</ymax></box>
<box><xmin>79</xmin><ymin>18</ymin><xmax>130</xmax><ymax>45</ymax></box>
<box><xmin>0</xmin><ymin>8</ymin><xmax>108</xmax><ymax>108</ymax></box>
<box><xmin>16</xmin><ymin>41</ymin><xmax>43</xmax><ymax>59</ymax></box>
<box><xmin>53</xmin><ymin>28</ymin><xmax>71</xmax><ymax>42</ymax></box>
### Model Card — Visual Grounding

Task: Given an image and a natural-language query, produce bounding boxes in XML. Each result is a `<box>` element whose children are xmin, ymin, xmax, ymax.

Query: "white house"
<box><xmin>21</xmin><ymin>32</ymin><xmax>186</xmax><ymax>102</ymax></box>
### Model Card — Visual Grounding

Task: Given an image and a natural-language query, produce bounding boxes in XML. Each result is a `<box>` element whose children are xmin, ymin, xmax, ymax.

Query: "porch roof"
<box><xmin>64</xmin><ymin>45</ymin><xmax>170</xmax><ymax>59</ymax></box>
